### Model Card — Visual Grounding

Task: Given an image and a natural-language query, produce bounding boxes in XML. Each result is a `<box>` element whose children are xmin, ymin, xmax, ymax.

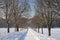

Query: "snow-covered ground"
<box><xmin>0</xmin><ymin>28</ymin><xmax>26</xmax><ymax>36</ymax></box>
<box><xmin>27</xmin><ymin>28</ymin><xmax>55</xmax><ymax>40</ymax></box>
<box><xmin>0</xmin><ymin>28</ymin><xmax>28</xmax><ymax>40</ymax></box>
<box><xmin>38</xmin><ymin>28</ymin><xmax>60</xmax><ymax>40</ymax></box>
<box><xmin>0</xmin><ymin>28</ymin><xmax>59</xmax><ymax>40</ymax></box>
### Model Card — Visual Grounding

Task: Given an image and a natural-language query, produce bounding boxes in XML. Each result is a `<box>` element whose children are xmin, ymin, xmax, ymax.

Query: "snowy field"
<box><xmin>38</xmin><ymin>28</ymin><xmax>60</xmax><ymax>40</ymax></box>
<box><xmin>0</xmin><ymin>28</ymin><xmax>59</xmax><ymax>40</ymax></box>
<box><xmin>0</xmin><ymin>28</ymin><xmax>26</xmax><ymax>36</ymax></box>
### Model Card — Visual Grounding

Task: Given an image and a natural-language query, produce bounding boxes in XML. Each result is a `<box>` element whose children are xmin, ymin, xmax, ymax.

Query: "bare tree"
<box><xmin>34</xmin><ymin>0</ymin><xmax>45</xmax><ymax>33</ymax></box>
<box><xmin>35</xmin><ymin>0</ymin><xmax>59</xmax><ymax>36</ymax></box>
<box><xmin>11</xmin><ymin>0</ymin><xmax>30</xmax><ymax>31</ymax></box>
<box><xmin>31</xmin><ymin>14</ymin><xmax>44</xmax><ymax>33</ymax></box>
<box><xmin>4</xmin><ymin>0</ymin><xmax>11</xmax><ymax>33</ymax></box>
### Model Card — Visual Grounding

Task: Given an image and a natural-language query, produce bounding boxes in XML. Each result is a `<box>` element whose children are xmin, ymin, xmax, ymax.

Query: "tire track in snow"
<box><xmin>0</xmin><ymin>29</ymin><xmax>28</xmax><ymax>40</ymax></box>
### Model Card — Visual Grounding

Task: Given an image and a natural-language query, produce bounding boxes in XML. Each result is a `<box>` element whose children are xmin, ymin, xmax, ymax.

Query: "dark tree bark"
<box><xmin>7</xmin><ymin>23</ymin><xmax>9</xmax><ymax>33</ymax></box>
<box><xmin>41</xmin><ymin>26</ymin><xmax>43</xmax><ymax>34</ymax></box>
<box><xmin>48</xmin><ymin>27</ymin><xmax>51</xmax><ymax>36</ymax></box>
<box><xmin>16</xmin><ymin>24</ymin><xmax>19</xmax><ymax>31</ymax></box>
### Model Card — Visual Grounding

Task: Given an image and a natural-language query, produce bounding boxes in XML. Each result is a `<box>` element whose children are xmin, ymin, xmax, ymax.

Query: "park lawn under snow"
<box><xmin>0</xmin><ymin>28</ymin><xmax>59</xmax><ymax>40</ymax></box>
<box><xmin>38</xmin><ymin>28</ymin><xmax>60</xmax><ymax>40</ymax></box>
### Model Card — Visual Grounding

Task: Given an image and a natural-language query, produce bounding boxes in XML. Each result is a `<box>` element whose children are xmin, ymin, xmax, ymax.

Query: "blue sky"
<box><xmin>20</xmin><ymin>0</ymin><xmax>36</xmax><ymax>18</ymax></box>
<box><xmin>28</xmin><ymin>0</ymin><xmax>36</xmax><ymax>18</ymax></box>
<box><xmin>0</xmin><ymin>0</ymin><xmax>37</xmax><ymax>19</ymax></box>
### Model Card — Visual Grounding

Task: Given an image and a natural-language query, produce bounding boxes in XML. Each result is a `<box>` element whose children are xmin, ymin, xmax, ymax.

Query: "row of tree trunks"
<box><xmin>4</xmin><ymin>0</ymin><xmax>30</xmax><ymax>32</ymax></box>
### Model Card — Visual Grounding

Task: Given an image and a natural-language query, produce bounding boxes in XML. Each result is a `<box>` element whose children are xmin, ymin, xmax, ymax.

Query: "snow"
<box><xmin>38</xmin><ymin>28</ymin><xmax>60</xmax><ymax>40</ymax></box>
<box><xmin>0</xmin><ymin>28</ymin><xmax>56</xmax><ymax>40</ymax></box>
<box><xmin>0</xmin><ymin>28</ymin><xmax>26</xmax><ymax>36</ymax></box>
<box><xmin>0</xmin><ymin>28</ymin><xmax>28</xmax><ymax>40</ymax></box>
<box><xmin>28</xmin><ymin>28</ymin><xmax>55</xmax><ymax>40</ymax></box>
<box><xmin>25</xmin><ymin>29</ymin><xmax>40</xmax><ymax>40</ymax></box>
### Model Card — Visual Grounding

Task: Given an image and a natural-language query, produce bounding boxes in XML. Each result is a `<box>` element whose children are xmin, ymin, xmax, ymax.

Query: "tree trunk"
<box><xmin>48</xmin><ymin>27</ymin><xmax>51</xmax><ymax>36</ymax></box>
<box><xmin>16</xmin><ymin>24</ymin><xmax>19</xmax><ymax>31</ymax></box>
<box><xmin>7</xmin><ymin>22</ymin><xmax>9</xmax><ymax>33</ymax></box>
<box><xmin>16</xmin><ymin>26</ymin><xmax>19</xmax><ymax>31</ymax></box>
<box><xmin>7</xmin><ymin>26</ymin><xmax>9</xmax><ymax>33</ymax></box>
<box><xmin>41</xmin><ymin>27</ymin><xmax>43</xmax><ymax>34</ymax></box>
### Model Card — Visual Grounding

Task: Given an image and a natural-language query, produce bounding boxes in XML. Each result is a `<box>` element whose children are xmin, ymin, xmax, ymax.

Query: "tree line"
<box><xmin>30</xmin><ymin>0</ymin><xmax>60</xmax><ymax>36</ymax></box>
<box><xmin>0</xmin><ymin>0</ymin><xmax>31</xmax><ymax>33</ymax></box>
<box><xmin>0</xmin><ymin>0</ymin><xmax>60</xmax><ymax>36</ymax></box>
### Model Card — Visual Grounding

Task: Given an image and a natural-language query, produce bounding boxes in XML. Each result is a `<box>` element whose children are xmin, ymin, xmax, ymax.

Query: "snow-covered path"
<box><xmin>0</xmin><ymin>29</ymin><xmax>28</xmax><ymax>40</ymax></box>
<box><xmin>25</xmin><ymin>28</ymin><xmax>55</xmax><ymax>40</ymax></box>
<box><xmin>0</xmin><ymin>28</ymin><xmax>56</xmax><ymax>40</ymax></box>
<box><xmin>25</xmin><ymin>29</ymin><xmax>40</xmax><ymax>40</ymax></box>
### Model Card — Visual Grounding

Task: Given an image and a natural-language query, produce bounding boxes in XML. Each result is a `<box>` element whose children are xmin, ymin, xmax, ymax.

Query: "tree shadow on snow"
<box><xmin>18</xmin><ymin>29</ymin><xmax>28</xmax><ymax>40</ymax></box>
